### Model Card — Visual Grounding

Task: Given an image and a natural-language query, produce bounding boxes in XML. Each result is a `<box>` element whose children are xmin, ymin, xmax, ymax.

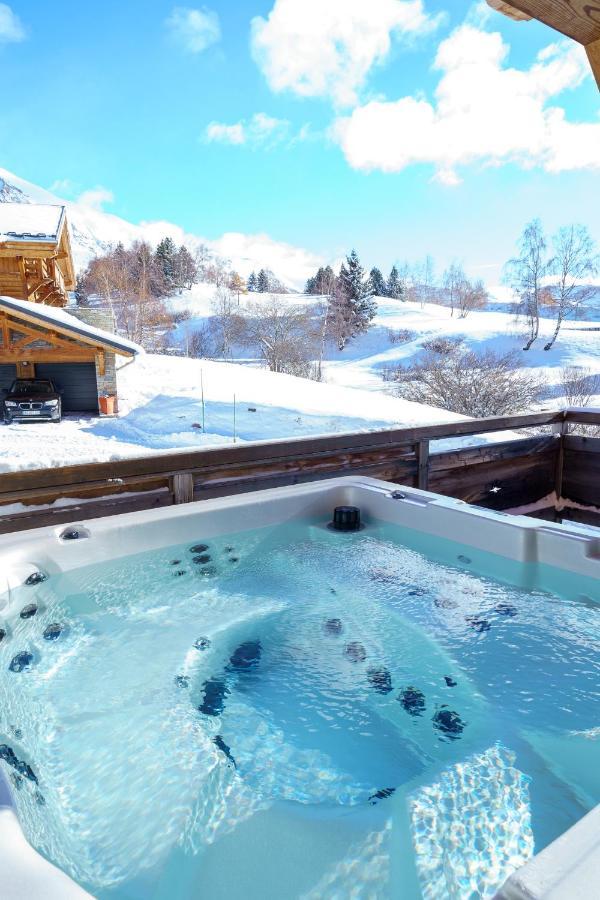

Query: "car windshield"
<box><xmin>9</xmin><ymin>380</ymin><xmax>54</xmax><ymax>395</ymax></box>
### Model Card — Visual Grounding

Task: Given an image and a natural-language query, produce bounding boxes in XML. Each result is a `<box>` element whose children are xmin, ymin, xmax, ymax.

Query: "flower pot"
<box><xmin>99</xmin><ymin>395</ymin><xmax>116</xmax><ymax>415</ymax></box>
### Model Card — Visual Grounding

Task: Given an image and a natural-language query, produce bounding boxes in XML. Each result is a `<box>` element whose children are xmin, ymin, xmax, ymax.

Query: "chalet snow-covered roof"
<box><xmin>0</xmin><ymin>295</ymin><xmax>143</xmax><ymax>357</ymax></box>
<box><xmin>0</xmin><ymin>203</ymin><xmax>65</xmax><ymax>243</ymax></box>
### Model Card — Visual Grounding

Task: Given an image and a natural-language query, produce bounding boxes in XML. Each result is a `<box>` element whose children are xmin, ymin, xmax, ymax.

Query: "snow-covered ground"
<box><xmin>0</xmin><ymin>354</ymin><xmax>464</xmax><ymax>473</ymax></box>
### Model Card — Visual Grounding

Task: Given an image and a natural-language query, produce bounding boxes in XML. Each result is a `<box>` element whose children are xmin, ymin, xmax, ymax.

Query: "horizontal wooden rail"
<box><xmin>0</xmin><ymin>407</ymin><xmax>597</xmax><ymax>534</ymax></box>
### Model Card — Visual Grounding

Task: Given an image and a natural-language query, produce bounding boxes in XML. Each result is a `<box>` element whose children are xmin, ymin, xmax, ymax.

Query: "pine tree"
<box><xmin>368</xmin><ymin>267</ymin><xmax>387</xmax><ymax>297</ymax></box>
<box><xmin>257</xmin><ymin>269</ymin><xmax>270</xmax><ymax>293</ymax></box>
<box><xmin>173</xmin><ymin>245</ymin><xmax>198</xmax><ymax>291</ymax></box>
<box><xmin>155</xmin><ymin>237</ymin><xmax>177</xmax><ymax>289</ymax></box>
<box><xmin>305</xmin><ymin>266</ymin><xmax>335</xmax><ymax>295</ymax></box>
<box><xmin>305</xmin><ymin>273</ymin><xmax>317</xmax><ymax>294</ymax></box>
<box><xmin>386</xmin><ymin>265</ymin><xmax>403</xmax><ymax>300</ymax></box>
<box><xmin>339</xmin><ymin>250</ymin><xmax>367</xmax><ymax>302</ymax></box>
<box><xmin>328</xmin><ymin>251</ymin><xmax>377</xmax><ymax>350</ymax></box>
<box><xmin>247</xmin><ymin>271</ymin><xmax>258</xmax><ymax>292</ymax></box>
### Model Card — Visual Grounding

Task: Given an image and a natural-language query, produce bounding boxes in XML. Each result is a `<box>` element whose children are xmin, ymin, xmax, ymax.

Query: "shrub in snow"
<box><xmin>422</xmin><ymin>336</ymin><xmax>462</xmax><ymax>355</ymax></box>
<box><xmin>386</xmin><ymin>328</ymin><xmax>414</xmax><ymax>345</ymax></box>
<box><xmin>560</xmin><ymin>366</ymin><xmax>600</xmax><ymax>436</ymax></box>
<box><xmin>391</xmin><ymin>348</ymin><xmax>545</xmax><ymax>418</ymax></box>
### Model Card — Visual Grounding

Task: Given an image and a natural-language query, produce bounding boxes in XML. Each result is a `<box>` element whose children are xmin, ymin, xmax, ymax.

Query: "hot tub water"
<box><xmin>0</xmin><ymin>518</ymin><xmax>598</xmax><ymax>899</ymax></box>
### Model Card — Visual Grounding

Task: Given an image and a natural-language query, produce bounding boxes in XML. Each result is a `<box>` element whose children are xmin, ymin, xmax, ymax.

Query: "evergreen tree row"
<box><xmin>305</xmin><ymin>253</ymin><xmax>403</xmax><ymax>301</ymax></box>
<box><xmin>154</xmin><ymin>237</ymin><xmax>198</xmax><ymax>293</ymax></box>
<box><xmin>247</xmin><ymin>268</ymin><xmax>285</xmax><ymax>293</ymax></box>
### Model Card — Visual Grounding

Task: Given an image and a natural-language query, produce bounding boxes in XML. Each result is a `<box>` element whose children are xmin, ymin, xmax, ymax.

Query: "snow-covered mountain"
<box><xmin>0</xmin><ymin>167</ymin><xmax>321</xmax><ymax>287</ymax></box>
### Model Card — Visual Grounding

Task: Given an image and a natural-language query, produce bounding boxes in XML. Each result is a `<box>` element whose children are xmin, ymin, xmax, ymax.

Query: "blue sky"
<box><xmin>1</xmin><ymin>0</ymin><xmax>599</xmax><ymax>284</ymax></box>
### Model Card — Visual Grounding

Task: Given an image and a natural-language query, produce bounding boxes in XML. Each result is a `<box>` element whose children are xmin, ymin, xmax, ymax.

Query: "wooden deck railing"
<box><xmin>0</xmin><ymin>408</ymin><xmax>598</xmax><ymax>533</ymax></box>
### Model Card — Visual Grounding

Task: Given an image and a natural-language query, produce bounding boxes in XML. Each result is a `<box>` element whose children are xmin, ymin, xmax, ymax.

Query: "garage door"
<box><xmin>36</xmin><ymin>363</ymin><xmax>99</xmax><ymax>413</ymax></box>
<box><xmin>0</xmin><ymin>364</ymin><xmax>17</xmax><ymax>393</ymax></box>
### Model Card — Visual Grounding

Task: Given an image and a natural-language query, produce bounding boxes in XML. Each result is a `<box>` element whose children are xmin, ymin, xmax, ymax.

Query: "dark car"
<box><xmin>2</xmin><ymin>378</ymin><xmax>62</xmax><ymax>424</ymax></box>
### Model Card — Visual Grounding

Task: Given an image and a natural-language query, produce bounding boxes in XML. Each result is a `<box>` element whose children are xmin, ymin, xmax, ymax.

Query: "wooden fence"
<box><xmin>0</xmin><ymin>408</ymin><xmax>598</xmax><ymax>534</ymax></box>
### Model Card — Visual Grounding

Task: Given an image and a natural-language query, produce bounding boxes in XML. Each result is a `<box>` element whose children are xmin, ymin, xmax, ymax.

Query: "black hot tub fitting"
<box><xmin>330</xmin><ymin>506</ymin><xmax>362</xmax><ymax>532</ymax></box>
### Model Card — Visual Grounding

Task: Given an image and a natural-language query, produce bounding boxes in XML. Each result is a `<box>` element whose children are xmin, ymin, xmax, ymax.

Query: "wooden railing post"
<box><xmin>553</xmin><ymin>413</ymin><xmax>568</xmax><ymax>504</ymax></box>
<box><xmin>171</xmin><ymin>472</ymin><xmax>194</xmax><ymax>504</ymax></box>
<box><xmin>416</xmin><ymin>439</ymin><xmax>430</xmax><ymax>490</ymax></box>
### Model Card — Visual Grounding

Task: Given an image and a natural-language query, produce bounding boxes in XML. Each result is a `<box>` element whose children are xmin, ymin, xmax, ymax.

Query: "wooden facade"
<box><xmin>0</xmin><ymin>205</ymin><xmax>76</xmax><ymax>307</ymax></box>
<box><xmin>487</xmin><ymin>0</ymin><xmax>600</xmax><ymax>86</ymax></box>
<box><xmin>1</xmin><ymin>304</ymin><xmax>113</xmax><ymax>375</ymax></box>
<box><xmin>0</xmin><ymin>408</ymin><xmax>597</xmax><ymax>534</ymax></box>
<box><xmin>0</xmin><ymin>298</ymin><xmax>136</xmax><ymax>411</ymax></box>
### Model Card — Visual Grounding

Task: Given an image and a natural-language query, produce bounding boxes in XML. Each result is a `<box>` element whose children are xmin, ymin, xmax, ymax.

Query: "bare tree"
<box><xmin>390</xmin><ymin>348</ymin><xmax>545</xmax><ymax>417</ymax></box>
<box><xmin>505</xmin><ymin>219</ymin><xmax>550</xmax><ymax>350</ymax></box>
<box><xmin>193</xmin><ymin>243</ymin><xmax>213</xmax><ymax>279</ymax></box>
<box><xmin>243</xmin><ymin>296</ymin><xmax>321</xmax><ymax>377</ymax></box>
<box><xmin>413</xmin><ymin>255</ymin><xmax>437</xmax><ymax>308</ymax></box>
<box><xmin>456</xmin><ymin>277</ymin><xmax>488</xmax><ymax>318</ymax></box>
<box><xmin>560</xmin><ymin>365</ymin><xmax>600</xmax><ymax>436</ymax></box>
<box><xmin>228</xmin><ymin>271</ymin><xmax>246</xmax><ymax>306</ymax></box>
<box><xmin>189</xmin><ymin>324</ymin><xmax>217</xmax><ymax>359</ymax></box>
<box><xmin>77</xmin><ymin>241</ymin><xmax>171</xmax><ymax>347</ymax></box>
<box><xmin>210</xmin><ymin>287</ymin><xmax>246</xmax><ymax>358</ymax></box>
<box><xmin>442</xmin><ymin>262</ymin><xmax>463</xmax><ymax>318</ymax></box>
<box><xmin>560</xmin><ymin>366</ymin><xmax>600</xmax><ymax>408</ymax></box>
<box><xmin>544</xmin><ymin>225</ymin><xmax>598</xmax><ymax>350</ymax></box>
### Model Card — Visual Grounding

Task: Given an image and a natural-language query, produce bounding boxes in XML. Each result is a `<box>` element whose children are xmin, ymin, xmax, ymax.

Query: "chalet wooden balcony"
<box><xmin>0</xmin><ymin>407</ymin><xmax>598</xmax><ymax>534</ymax></box>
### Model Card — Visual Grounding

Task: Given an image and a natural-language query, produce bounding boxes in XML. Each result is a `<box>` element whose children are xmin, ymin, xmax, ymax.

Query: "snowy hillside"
<box><xmin>323</xmin><ymin>297</ymin><xmax>600</xmax><ymax>406</ymax></box>
<box><xmin>0</xmin><ymin>354</ymin><xmax>464</xmax><ymax>473</ymax></box>
<box><xmin>0</xmin><ymin>167</ymin><xmax>320</xmax><ymax>286</ymax></box>
<box><xmin>168</xmin><ymin>286</ymin><xmax>600</xmax><ymax>409</ymax></box>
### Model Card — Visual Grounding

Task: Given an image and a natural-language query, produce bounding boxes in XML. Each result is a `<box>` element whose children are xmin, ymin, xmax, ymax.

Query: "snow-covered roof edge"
<box><xmin>0</xmin><ymin>203</ymin><xmax>66</xmax><ymax>243</ymax></box>
<box><xmin>0</xmin><ymin>296</ymin><xmax>143</xmax><ymax>356</ymax></box>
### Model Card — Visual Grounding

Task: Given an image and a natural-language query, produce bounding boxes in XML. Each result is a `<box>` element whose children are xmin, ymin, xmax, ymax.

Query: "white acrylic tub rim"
<box><xmin>0</xmin><ymin>476</ymin><xmax>598</xmax><ymax>900</ymax></box>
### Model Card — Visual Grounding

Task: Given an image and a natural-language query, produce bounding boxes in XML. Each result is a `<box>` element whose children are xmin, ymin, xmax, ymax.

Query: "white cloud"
<box><xmin>0</xmin><ymin>3</ymin><xmax>25</xmax><ymax>43</ymax></box>
<box><xmin>48</xmin><ymin>178</ymin><xmax>76</xmax><ymax>196</ymax></box>
<box><xmin>205</xmin><ymin>112</ymin><xmax>291</xmax><ymax>147</ymax></box>
<box><xmin>77</xmin><ymin>187</ymin><xmax>114</xmax><ymax>211</ymax></box>
<box><xmin>206</xmin><ymin>121</ymin><xmax>246</xmax><ymax>145</ymax></box>
<box><xmin>134</xmin><ymin>224</ymin><xmax>322</xmax><ymax>289</ymax></box>
<box><xmin>126</xmin><ymin>223</ymin><xmax>320</xmax><ymax>290</ymax></box>
<box><xmin>166</xmin><ymin>6</ymin><xmax>220</xmax><ymax>54</ymax></box>
<box><xmin>211</xmin><ymin>231</ymin><xmax>322</xmax><ymax>287</ymax></box>
<box><xmin>333</xmin><ymin>25</ymin><xmax>600</xmax><ymax>179</ymax></box>
<box><xmin>251</xmin><ymin>0</ymin><xmax>442</xmax><ymax>107</ymax></box>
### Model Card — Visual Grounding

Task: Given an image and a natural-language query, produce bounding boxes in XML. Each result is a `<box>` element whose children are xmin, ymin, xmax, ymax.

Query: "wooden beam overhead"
<box><xmin>0</xmin><ymin>350</ymin><xmax>96</xmax><ymax>364</ymax></box>
<box><xmin>487</xmin><ymin>1</ymin><xmax>531</xmax><ymax>22</ymax></box>
<box><xmin>0</xmin><ymin>245</ymin><xmax>58</xmax><ymax>258</ymax></box>
<box><xmin>486</xmin><ymin>0</ymin><xmax>600</xmax><ymax>87</ymax></box>
<box><xmin>587</xmin><ymin>37</ymin><xmax>600</xmax><ymax>88</ymax></box>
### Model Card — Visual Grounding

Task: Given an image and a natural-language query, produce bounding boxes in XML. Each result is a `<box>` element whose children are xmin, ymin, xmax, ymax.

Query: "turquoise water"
<box><xmin>0</xmin><ymin>519</ymin><xmax>598</xmax><ymax>899</ymax></box>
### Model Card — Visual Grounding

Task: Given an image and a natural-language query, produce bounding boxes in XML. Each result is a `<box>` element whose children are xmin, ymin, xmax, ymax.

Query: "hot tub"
<box><xmin>0</xmin><ymin>476</ymin><xmax>598</xmax><ymax>900</ymax></box>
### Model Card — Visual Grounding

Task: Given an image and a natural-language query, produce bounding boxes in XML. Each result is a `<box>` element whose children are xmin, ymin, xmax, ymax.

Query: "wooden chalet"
<box><xmin>487</xmin><ymin>0</ymin><xmax>600</xmax><ymax>87</ymax></box>
<box><xmin>0</xmin><ymin>203</ymin><xmax>138</xmax><ymax>412</ymax></box>
<box><xmin>0</xmin><ymin>203</ymin><xmax>76</xmax><ymax>307</ymax></box>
